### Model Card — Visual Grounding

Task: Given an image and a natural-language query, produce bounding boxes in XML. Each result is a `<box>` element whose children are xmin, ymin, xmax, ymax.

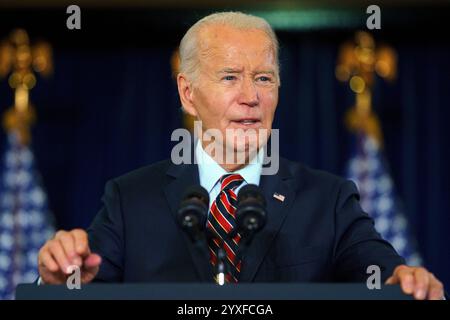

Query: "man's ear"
<box><xmin>177</xmin><ymin>73</ymin><xmax>197</xmax><ymax>117</ymax></box>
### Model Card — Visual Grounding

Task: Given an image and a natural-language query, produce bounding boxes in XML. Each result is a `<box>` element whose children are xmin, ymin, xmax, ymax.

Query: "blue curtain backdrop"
<box><xmin>0</xmin><ymin>31</ymin><xmax>448</xmax><ymax>288</ymax></box>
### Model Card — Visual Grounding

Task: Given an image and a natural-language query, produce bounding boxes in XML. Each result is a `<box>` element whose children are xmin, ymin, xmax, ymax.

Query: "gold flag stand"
<box><xmin>336</xmin><ymin>31</ymin><xmax>397</xmax><ymax>148</ymax></box>
<box><xmin>0</xmin><ymin>29</ymin><xmax>53</xmax><ymax>146</ymax></box>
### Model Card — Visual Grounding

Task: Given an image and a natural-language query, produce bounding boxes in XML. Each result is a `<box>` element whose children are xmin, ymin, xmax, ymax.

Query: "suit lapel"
<box><xmin>163</xmin><ymin>162</ymin><xmax>214</xmax><ymax>282</ymax></box>
<box><xmin>239</xmin><ymin>160</ymin><xmax>296</xmax><ymax>282</ymax></box>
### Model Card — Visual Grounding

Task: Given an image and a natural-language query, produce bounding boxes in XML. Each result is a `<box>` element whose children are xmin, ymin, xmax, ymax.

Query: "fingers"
<box><xmin>38</xmin><ymin>228</ymin><xmax>99</xmax><ymax>284</ymax></box>
<box><xmin>53</xmin><ymin>229</ymin><xmax>90</xmax><ymax>266</ymax></box>
<box><xmin>47</xmin><ymin>238</ymin><xmax>72</xmax><ymax>274</ymax></box>
<box><xmin>412</xmin><ymin>267</ymin><xmax>429</xmax><ymax>300</ymax></box>
<box><xmin>56</xmin><ymin>231</ymin><xmax>79</xmax><ymax>265</ymax></box>
<box><xmin>83</xmin><ymin>253</ymin><xmax>102</xmax><ymax>269</ymax></box>
<box><xmin>389</xmin><ymin>265</ymin><xmax>445</xmax><ymax>300</ymax></box>
<box><xmin>71</xmin><ymin>229</ymin><xmax>91</xmax><ymax>257</ymax></box>
<box><xmin>427</xmin><ymin>273</ymin><xmax>444</xmax><ymax>300</ymax></box>
<box><xmin>393</xmin><ymin>265</ymin><xmax>415</xmax><ymax>295</ymax></box>
<box><xmin>38</xmin><ymin>246</ymin><xmax>59</xmax><ymax>273</ymax></box>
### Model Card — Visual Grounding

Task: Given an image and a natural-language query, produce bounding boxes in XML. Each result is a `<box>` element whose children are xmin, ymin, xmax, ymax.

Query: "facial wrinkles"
<box><xmin>193</xmin><ymin>26</ymin><xmax>277</xmax><ymax>128</ymax></box>
<box><xmin>200</xmin><ymin>27</ymin><xmax>276</xmax><ymax>75</ymax></box>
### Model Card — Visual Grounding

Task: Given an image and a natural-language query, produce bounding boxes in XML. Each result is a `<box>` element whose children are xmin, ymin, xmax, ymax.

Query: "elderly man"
<box><xmin>37</xmin><ymin>12</ymin><xmax>444</xmax><ymax>299</ymax></box>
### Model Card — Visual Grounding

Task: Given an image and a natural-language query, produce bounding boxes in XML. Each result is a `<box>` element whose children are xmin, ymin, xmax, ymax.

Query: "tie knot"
<box><xmin>219</xmin><ymin>174</ymin><xmax>244</xmax><ymax>192</ymax></box>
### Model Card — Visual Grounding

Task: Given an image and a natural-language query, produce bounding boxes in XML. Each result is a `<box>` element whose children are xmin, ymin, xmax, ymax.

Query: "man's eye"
<box><xmin>223</xmin><ymin>75</ymin><xmax>236</xmax><ymax>81</ymax></box>
<box><xmin>257</xmin><ymin>76</ymin><xmax>272</xmax><ymax>82</ymax></box>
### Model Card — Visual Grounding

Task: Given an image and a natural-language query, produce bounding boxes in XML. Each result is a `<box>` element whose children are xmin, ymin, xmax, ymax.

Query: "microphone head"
<box><xmin>177</xmin><ymin>185</ymin><xmax>209</xmax><ymax>232</ymax></box>
<box><xmin>237</xmin><ymin>184</ymin><xmax>266</xmax><ymax>207</ymax></box>
<box><xmin>236</xmin><ymin>184</ymin><xmax>267</xmax><ymax>233</ymax></box>
<box><xmin>182</xmin><ymin>185</ymin><xmax>209</xmax><ymax>207</ymax></box>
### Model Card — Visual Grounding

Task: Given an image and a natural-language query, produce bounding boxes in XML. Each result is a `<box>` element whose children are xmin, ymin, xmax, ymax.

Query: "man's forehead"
<box><xmin>198</xmin><ymin>25</ymin><xmax>276</xmax><ymax>67</ymax></box>
<box><xmin>198</xmin><ymin>24</ymin><xmax>274</xmax><ymax>53</ymax></box>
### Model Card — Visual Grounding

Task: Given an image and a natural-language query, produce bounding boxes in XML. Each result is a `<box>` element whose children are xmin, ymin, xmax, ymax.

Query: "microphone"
<box><xmin>235</xmin><ymin>184</ymin><xmax>267</xmax><ymax>235</ymax></box>
<box><xmin>232</xmin><ymin>184</ymin><xmax>267</xmax><ymax>272</ymax></box>
<box><xmin>177</xmin><ymin>185</ymin><xmax>209</xmax><ymax>242</ymax></box>
<box><xmin>177</xmin><ymin>185</ymin><xmax>215</xmax><ymax>282</ymax></box>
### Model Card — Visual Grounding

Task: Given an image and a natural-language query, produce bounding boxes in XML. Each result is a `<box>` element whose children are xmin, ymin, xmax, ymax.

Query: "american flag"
<box><xmin>0</xmin><ymin>133</ymin><xmax>54</xmax><ymax>300</ymax></box>
<box><xmin>346</xmin><ymin>132</ymin><xmax>422</xmax><ymax>266</ymax></box>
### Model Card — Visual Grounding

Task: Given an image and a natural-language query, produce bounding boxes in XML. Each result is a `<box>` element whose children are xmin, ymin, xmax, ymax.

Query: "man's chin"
<box><xmin>225</xmin><ymin>140</ymin><xmax>260</xmax><ymax>159</ymax></box>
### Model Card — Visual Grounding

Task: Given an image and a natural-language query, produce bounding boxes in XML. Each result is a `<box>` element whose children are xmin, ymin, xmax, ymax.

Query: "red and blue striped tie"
<box><xmin>207</xmin><ymin>174</ymin><xmax>244</xmax><ymax>283</ymax></box>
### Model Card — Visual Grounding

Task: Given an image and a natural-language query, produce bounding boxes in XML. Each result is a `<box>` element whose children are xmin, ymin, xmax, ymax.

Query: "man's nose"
<box><xmin>239</xmin><ymin>78</ymin><xmax>259</xmax><ymax>107</ymax></box>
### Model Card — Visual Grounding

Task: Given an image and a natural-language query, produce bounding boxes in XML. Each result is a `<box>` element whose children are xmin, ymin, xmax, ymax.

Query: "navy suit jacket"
<box><xmin>88</xmin><ymin>157</ymin><xmax>405</xmax><ymax>283</ymax></box>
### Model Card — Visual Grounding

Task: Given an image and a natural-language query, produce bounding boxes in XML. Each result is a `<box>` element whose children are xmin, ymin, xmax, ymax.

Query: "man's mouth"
<box><xmin>232</xmin><ymin>119</ymin><xmax>261</xmax><ymax>127</ymax></box>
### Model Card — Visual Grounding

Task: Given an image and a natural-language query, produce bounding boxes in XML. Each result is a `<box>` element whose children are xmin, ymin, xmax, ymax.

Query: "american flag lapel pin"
<box><xmin>273</xmin><ymin>192</ymin><xmax>285</xmax><ymax>202</ymax></box>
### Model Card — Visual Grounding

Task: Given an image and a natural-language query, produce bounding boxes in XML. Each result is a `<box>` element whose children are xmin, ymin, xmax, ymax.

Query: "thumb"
<box><xmin>385</xmin><ymin>276</ymin><xmax>397</xmax><ymax>285</ymax></box>
<box><xmin>83</xmin><ymin>253</ymin><xmax>102</xmax><ymax>271</ymax></box>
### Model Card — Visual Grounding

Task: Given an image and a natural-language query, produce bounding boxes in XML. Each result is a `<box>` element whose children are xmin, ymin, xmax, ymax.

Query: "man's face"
<box><xmin>180</xmin><ymin>24</ymin><xmax>279</xmax><ymax>158</ymax></box>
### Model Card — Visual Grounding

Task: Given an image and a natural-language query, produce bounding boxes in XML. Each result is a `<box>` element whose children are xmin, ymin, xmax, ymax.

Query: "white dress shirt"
<box><xmin>195</xmin><ymin>140</ymin><xmax>263</xmax><ymax>210</ymax></box>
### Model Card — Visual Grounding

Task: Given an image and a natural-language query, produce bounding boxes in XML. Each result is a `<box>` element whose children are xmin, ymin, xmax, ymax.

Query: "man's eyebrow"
<box><xmin>217</xmin><ymin>67</ymin><xmax>243</xmax><ymax>74</ymax></box>
<box><xmin>253</xmin><ymin>70</ymin><xmax>276</xmax><ymax>75</ymax></box>
<box><xmin>217</xmin><ymin>68</ymin><xmax>276</xmax><ymax>75</ymax></box>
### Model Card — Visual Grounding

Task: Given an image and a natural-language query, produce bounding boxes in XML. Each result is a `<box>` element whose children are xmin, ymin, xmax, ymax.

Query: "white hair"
<box><xmin>179</xmin><ymin>11</ymin><xmax>280</xmax><ymax>84</ymax></box>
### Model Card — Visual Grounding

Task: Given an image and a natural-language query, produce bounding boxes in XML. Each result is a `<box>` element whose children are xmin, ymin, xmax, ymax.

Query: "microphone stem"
<box><xmin>215</xmin><ymin>242</ymin><xmax>227</xmax><ymax>286</ymax></box>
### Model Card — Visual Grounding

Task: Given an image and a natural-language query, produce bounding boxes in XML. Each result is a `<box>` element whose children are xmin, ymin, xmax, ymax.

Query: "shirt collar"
<box><xmin>195</xmin><ymin>140</ymin><xmax>263</xmax><ymax>193</ymax></box>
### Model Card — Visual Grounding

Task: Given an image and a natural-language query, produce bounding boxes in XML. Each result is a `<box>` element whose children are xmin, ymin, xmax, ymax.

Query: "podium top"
<box><xmin>15</xmin><ymin>283</ymin><xmax>411</xmax><ymax>300</ymax></box>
